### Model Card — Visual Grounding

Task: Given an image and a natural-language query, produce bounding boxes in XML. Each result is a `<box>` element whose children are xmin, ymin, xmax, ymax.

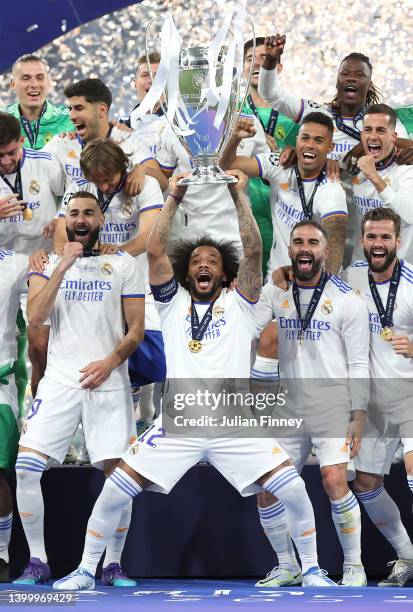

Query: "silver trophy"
<box><xmin>143</xmin><ymin>10</ymin><xmax>255</xmax><ymax>185</ymax></box>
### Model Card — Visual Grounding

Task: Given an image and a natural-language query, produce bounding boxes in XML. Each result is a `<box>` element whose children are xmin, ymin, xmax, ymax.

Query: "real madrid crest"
<box><xmin>321</xmin><ymin>299</ymin><xmax>333</xmax><ymax>315</ymax></box>
<box><xmin>121</xmin><ymin>199</ymin><xmax>134</xmax><ymax>219</ymax></box>
<box><xmin>213</xmin><ymin>304</ymin><xmax>224</xmax><ymax>317</ymax></box>
<box><xmin>101</xmin><ymin>262</ymin><xmax>113</xmax><ymax>276</ymax></box>
<box><xmin>68</xmin><ymin>150</ymin><xmax>77</xmax><ymax>158</ymax></box>
<box><xmin>29</xmin><ymin>180</ymin><xmax>40</xmax><ymax>195</ymax></box>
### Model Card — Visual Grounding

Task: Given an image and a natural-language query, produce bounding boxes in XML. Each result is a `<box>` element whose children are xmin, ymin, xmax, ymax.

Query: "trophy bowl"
<box><xmin>145</xmin><ymin>11</ymin><xmax>255</xmax><ymax>185</ymax></box>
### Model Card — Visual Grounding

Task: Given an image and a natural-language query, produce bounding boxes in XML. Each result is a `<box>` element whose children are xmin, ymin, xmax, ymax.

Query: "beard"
<box><xmin>187</xmin><ymin>276</ymin><xmax>222</xmax><ymax>301</ymax></box>
<box><xmin>66</xmin><ymin>225</ymin><xmax>101</xmax><ymax>253</ymax></box>
<box><xmin>291</xmin><ymin>255</ymin><xmax>323</xmax><ymax>282</ymax></box>
<box><xmin>364</xmin><ymin>246</ymin><xmax>397</xmax><ymax>273</ymax></box>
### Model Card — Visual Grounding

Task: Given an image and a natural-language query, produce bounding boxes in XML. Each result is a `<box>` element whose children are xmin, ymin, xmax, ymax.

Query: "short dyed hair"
<box><xmin>12</xmin><ymin>54</ymin><xmax>49</xmax><ymax>75</ymax></box>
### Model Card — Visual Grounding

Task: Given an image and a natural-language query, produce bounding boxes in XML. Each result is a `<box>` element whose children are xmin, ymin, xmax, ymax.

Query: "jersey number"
<box><xmin>138</xmin><ymin>424</ymin><xmax>165</xmax><ymax>448</ymax></box>
<box><xmin>27</xmin><ymin>399</ymin><xmax>42</xmax><ymax>420</ymax></box>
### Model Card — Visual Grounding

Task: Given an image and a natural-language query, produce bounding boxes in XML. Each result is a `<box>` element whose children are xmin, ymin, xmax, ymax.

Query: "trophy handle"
<box><xmin>217</xmin><ymin>14</ymin><xmax>256</xmax><ymax>158</ymax></box>
<box><xmin>145</xmin><ymin>16</ymin><xmax>168</xmax><ymax>118</ymax></box>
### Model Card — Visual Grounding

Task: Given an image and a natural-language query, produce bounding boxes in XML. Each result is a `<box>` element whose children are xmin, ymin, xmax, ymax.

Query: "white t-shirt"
<box><xmin>0</xmin><ymin>249</ymin><xmax>28</xmax><ymax>364</ymax></box>
<box><xmin>258</xmin><ymin>67</ymin><xmax>408</xmax><ymax>161</ymax></box>
<box><xmin>0</xmin><ymin>148</ymin><xmax>65</xmax><ymax>254</ymax></box>
<box><xmin>255</xmin><ymin>275</ymin><xmax>370</xmax><ymax>411</ymax></box>
<box><xmin>44</xmin><ymin>126</ymin><xmax>154</xmax><ymax>194</ymax></box>
<box><xmin>153</xmin><ymin>280</ymin><xmax>256</xmax><ymax>378</ymax></box>
<box><xmin>343</xmin><ymin>259</ymin><xmax>413</xmax><ymax>412</ymax></box>
<box><xmin>255</xmin><ymin>153</ymin><xmax>348</xmax><ymax>271</ymax></box>
<box><xmin>351</xmin><ymin>161</ymin><xmax>413</xmax><ymax>261</ymax></box>
<box><xmin>29</xmin><ymin>251</ymin><xmax>145</xmax><ymax>390</ymax></box>
<box><xmin>157</xmin><ymin>123</ymin><xmax>269</xmax><ymax>249</ymax></box>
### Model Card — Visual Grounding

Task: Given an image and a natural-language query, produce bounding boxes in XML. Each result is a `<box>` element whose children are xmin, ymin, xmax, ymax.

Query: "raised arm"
<box><xmin>220</xmin><ymin>118</ymin><xmax>261</xmax><ymax>176</ymax></box>
<box><xmin>227</xmin><ymin>170</ymin><xmax>263</xmax><ymax>301</ymax></box>
<box><xmin>258</xmin><ymin>34</ymin><xmax>306</xmax><ymax>122</ymax></box>
<box><xmin>322</xmin><ymin>215</ymin><xmax>347</xmax><ymax>274</ymax></box>
<box><xmin>146</xmin><ymin>175</ymin><xmax>187</xmax><ymax>286</ymax></box>
<box><xmin>27</xmin><ymin>242</ymin><xmax>82</xmax><ymax>327</ymax></box>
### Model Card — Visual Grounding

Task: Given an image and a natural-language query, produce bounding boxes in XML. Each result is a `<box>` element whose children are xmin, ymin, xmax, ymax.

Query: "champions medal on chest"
<box><xmin>380</xmin><ymin>327</ymin><xmax>393</xmax><ymax>341</ymax></box>
<box><xmin>188</xmin><ymin>339</ymin><xmax>202</xmax><ymax>353</ymax></box>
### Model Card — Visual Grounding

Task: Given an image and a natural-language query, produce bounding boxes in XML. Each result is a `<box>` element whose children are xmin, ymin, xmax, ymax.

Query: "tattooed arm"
<box><xmin>228</xmin><ymin>170</ymin><xmax>263</xmax><ymax>301</ymax></box>
<box><xmin>322</xmin><ymin>215</ymin><xmax>347</xmax><ymax>275</ymax></box>
<box><xmin>147</xmin><ymin>175</ymin><xmax>187</xmax><ymax>286</ymax></box>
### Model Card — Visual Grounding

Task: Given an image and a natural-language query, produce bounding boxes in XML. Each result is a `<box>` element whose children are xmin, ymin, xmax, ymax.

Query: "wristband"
<box><xmin>169</xmin><ymin>193</ymin><xmax>182</xmax><ymax>205</ymax></box>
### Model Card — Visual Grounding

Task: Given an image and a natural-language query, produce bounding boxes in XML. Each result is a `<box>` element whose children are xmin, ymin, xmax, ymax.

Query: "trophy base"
<box><xmin>177</xmin><ymin>164</ymin><xmax>237</xmax><ymax>186</ymax></box>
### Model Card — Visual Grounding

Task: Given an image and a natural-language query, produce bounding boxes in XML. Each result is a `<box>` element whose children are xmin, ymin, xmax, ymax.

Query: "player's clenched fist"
<box><xmin>233</xmin><ymin>117</ymin><xmax>256</xmax><ymax>141</ymax></box>
<box><xmin>59</xmin><ymin>242</ymin><xmax>83</xmax><ymax>272</ymax></box>
<box><xmin>263</xmin><ymin>34</ymin><xmax>286</xmax><ymax>69</ymax></box>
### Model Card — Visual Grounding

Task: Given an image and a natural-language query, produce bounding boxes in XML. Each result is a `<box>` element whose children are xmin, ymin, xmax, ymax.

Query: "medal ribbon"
<box><xmin>294</xmin><ymin>165</ymin><xmax>326</xmax><ymax>220</ymax></box>
<box><xmin>246</xmin><ymin>94</ymin><xmax>279</xmax><ymax>136</ymax></box>
<box><xmin>292</xmin><ymin>271</ymin><xmax>329</xmax><ymax>342</ymax></box>
<box><xmin>20</xmin><ymin>102</ymin><xmax>47</xmax><ymax>149</ymax></box>
<box><xmin>368</xmin><ymin>259</ymin><xmax>401</xmax><ymax>330</ymax></box>
<box><xmin>190</xmin><ymin>300</ymin><xmax>216</xmax><ymax>343</ymax></box>
<box><xmin>97</xmin><ymin>174</ymin><xmax>126</xmax><ymax>214</ymax></box>
<box><xmin>332</xmin><ymin>108</ymin><xmax>363</xmax><ymax>142</ymax></box>
<box><xmin>1</xmin><ymin>161</ymin><xmax>23</xmax><ymax>200</ymax></box>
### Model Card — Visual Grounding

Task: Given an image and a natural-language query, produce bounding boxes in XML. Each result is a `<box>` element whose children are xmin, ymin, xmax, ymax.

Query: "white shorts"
<box><xmin>355</xmin><ymin>408</ymin><xmax>413</xmax><ymax>475</ymax></box>
<box><xmin>123</xmin><ymin>415</ymin><xmax>289</xmax><ymax>496</ymax></box>
<box><xmin>20</xmin><ymin>376</ymin><xmax>135</xmax><ymax>464</ymax></box>
<box><xmin>279</xmin><ymin>436</ymin><xmax>350</xmax><ymax>474</ymax></box>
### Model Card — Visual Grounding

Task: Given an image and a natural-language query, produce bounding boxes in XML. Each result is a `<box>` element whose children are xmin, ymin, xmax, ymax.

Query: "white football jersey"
<box><xmin>258</xmin><ymin>67</ymin><xmax>408</xmax><ymax>161</ymax></box>
<box><xmin>255</xmin><ymin>275</ymin><xmax>370</xmax><ymax>411</ymax></box>
<box><xmin>157</xmin><ymin>123</ymin><xmax>269</xmax><ymax>249</ymax></box>
<box><xmin>0</xmin><ymin>148</ymin><xmax>65</xmax><ymax>254</ymax></box>
<box><xmin>44</xmin><ymin>127</ymin><xmax>154</xmax><ymax>194</ymax></box>
<box><xmin>351</xmin><ymin>161</ymin><xmax>413</xmax><ymax>262</ymax></box>
<box><xmin>130</xmin><ymin>112</ymin><xmax>168</xmax><ymax>158</ymax></box>
<box><xmin>343</xmin><ymin>259</ymin><xmax>413</xmax><ymax>412</ymax></box>
<box><xmin>154</xmin><ymin>281</ymin><xmax>256</xmax><ymax>378</ymax></box>
<box><xmin>29</xmin><ymin>251</ymin><xmax>145</xmax><ymax>390</ymax></box>
<box><xmin>255</xmin><ymin>154</ymin><xmax>348</xmax><ymax>272</ymax></box>
<box><xmin>0</xmin><ymin>249</ymin><xmax>28</xmax><ymax>363</ymax></box>
<box><xmin>58</xmin><ymin>176</ymin><xmax>163</xmax><ymax>331</ymax></box>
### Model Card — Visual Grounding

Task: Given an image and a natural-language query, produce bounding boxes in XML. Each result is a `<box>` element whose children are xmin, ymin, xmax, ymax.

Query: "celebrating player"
<box><xmin>254</xmin><ymin>219</ymin><xmax>370</xmax><ymax>587</ymax></box>
<box><xmin>13</xmin><ymin>192</ymin><xmax>145</xmax><ymax>586</ymax></box>
<box><xmin>2</xmin><ymin>54</ymin><xmax>73</xmax><ymax>150</ymax></box>
<box><xmin>0</xmin><ymin>249</ymin><xmax>29</xmax><ymax>581</ymax></box>
<box><xmin>345</xmin><ymin>208</ymin><xmax>413</xmax><ymax>587</ymax></box>
<box><xmin>351</xmin><ymin>104</ymin><xmax>413</xmax><ymax>262</ymax></box>
<box><xmin>54</xmin><ymin>171</ymin><xmax>334</xmax><ymax>590</ymax></box>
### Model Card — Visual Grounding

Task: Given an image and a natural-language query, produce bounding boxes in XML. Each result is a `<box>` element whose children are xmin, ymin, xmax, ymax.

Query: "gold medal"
<box><xmin>188</xmin><ymin>339</ymin><xmax>202</xmax><ymax>353</ymax></box>
<box><xmin>381</xmin><ymin>327</ymin><xmax>393</xmax><ymax>341</ymax></box>
<box><xmin>23</xmin><ymin>207</ymin><xmax>33</xmax><ymax>221</ymax></box>
<box><xmin>298</xmin><ymin>331</ymin><xmax>304</xmax><ymax>345</ymax></box>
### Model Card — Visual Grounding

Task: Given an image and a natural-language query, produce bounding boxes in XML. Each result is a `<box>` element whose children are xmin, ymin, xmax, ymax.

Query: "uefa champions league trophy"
<box><xmin>137</xmin><ymin>9</ymin><xmax>255</xmax><ymax>185</ymax></box>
